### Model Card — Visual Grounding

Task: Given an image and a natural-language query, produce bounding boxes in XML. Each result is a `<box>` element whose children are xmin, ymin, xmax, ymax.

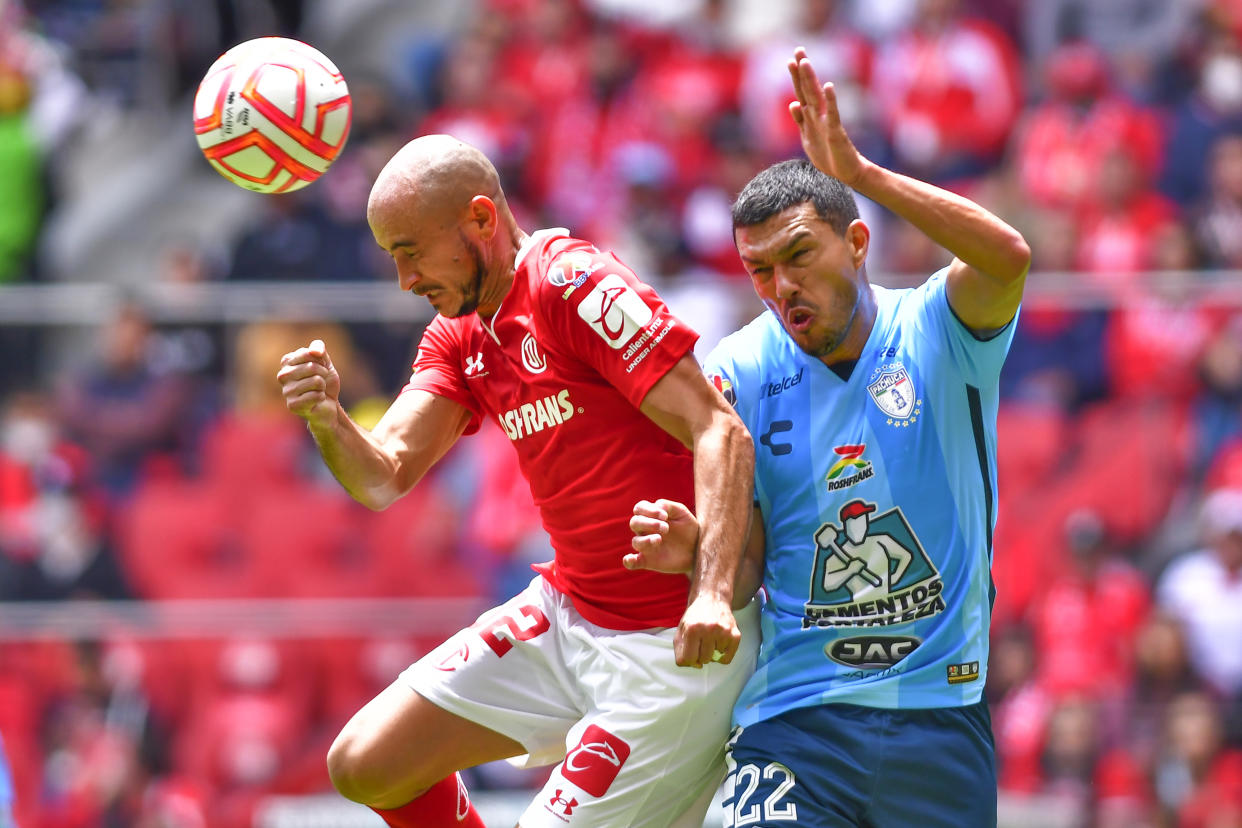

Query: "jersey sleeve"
<box><xmin>904</xmin><ymin>268</ymin><xmax>1018</xmax><ymax>386</ymax></box>
<box><xmin>535</xmin><ymin>244</ymin><xmax>700</xmax><ymax>408</ymax></box>
<box><xmin>400</xmin><ymin>317</ymin><xmax>484</xmax><ymax>435</ymax></box>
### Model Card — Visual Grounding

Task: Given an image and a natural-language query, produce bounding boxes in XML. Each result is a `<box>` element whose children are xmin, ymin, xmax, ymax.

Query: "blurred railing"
<box><xmin>0</xmin><ymin>597</ymin><xmax>486</xmax><ymax>641</ymax></box>
<box><xmin>2</xmin><ymin>271</ymin><xmax>1241</xmax><ymax>327</ymax></box>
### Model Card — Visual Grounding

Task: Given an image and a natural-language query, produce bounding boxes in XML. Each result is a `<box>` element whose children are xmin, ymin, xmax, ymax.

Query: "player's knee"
<box><xmin>327</xmin><ymin>727</ymin><xmax>433</xmax><ymax>806</ymax></box>
<box><xmin>327</xmin><ymin>729</ymin><xmax>398</xmax><ymax>804</ymax></box>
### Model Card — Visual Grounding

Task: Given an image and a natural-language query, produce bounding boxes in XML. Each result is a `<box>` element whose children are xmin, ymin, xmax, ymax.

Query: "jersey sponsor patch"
<box><xmin>946</xmin><ymin>661</ymin><xmax>980</xmax><ymax>684</ymax></box>
<box><xmin>708</xmin><ymin>372</ymin><xmax>736</xmax><ymax>406</ymax></box>
<box><xmin>825</xmin><ymin>634</ymin><xmax>922</xmax><ymax>669</ymax></box>
<box><xmin>803</xmin><ymin>500</ymin><xmax>945</xmax><ymax>629</ymax></box>
<box><xmin>548</xmin><ymin>251</ymin><xmax>603</xmax><ymax>289</ymax></box>
<box><xmin>576</xmin><ymin>273</ymin><xmax>653</xmax><ymax>348</ymax></box>
<box><xmin>499</xmin><ymin>389</ymin><xmax>577</xmax><ymax>441</ymax></box>
<box><xmin>561</xmin><ymin>724</ymin><xmax>631</xmax><ymax>797</ymax></box>
<box><xmin>825</xmin><ymin>444</ymin><xmax>874</xmax><ymax>491</ymax></box>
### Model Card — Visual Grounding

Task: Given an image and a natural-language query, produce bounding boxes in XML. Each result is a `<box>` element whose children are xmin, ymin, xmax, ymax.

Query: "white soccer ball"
<box><xmin>192</xmin><ymin>37</ymin><xmax>352</xmax><ymax>194</ymax></box>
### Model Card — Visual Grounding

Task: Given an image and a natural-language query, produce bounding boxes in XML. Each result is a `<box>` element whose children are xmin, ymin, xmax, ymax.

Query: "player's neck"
<box><xmin>475</xmin><ymin>227</ymin><xmax>527</xmax><ymax>319</ymax></box>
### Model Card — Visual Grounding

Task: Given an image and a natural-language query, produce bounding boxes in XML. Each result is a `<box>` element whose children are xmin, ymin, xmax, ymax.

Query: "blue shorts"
<box><xmin>722</xmin><ymin>702</ymin><xmax>996</xmax><ymax>828</ymax></box>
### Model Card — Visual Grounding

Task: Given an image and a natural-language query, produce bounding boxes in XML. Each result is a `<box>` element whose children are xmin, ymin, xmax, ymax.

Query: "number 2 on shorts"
<box><xmin>473</xmin><ymin>604</ymin><xmax>550</xmax><ymax>656</ymax></box>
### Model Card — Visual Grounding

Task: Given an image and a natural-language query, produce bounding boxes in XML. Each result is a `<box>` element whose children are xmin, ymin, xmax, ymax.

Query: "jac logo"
<box><xmin>464</xmin><ymin>352</ymin><xmax>485</xmax><ymax>377</ymax></box>
<box><xmin>547</xmin><ymin>789</ymin><xmax>579</xmax><ymax>818</ymax></box>
<box><xmin>561</xmin><ymin>724</ymin><xmax>630</xmax><ymax>796</ymax></box>
<box><xmin>576</xmin><ymin>273</ymin><xmax>653</xmax><ymax>348</ymax></box>
<box><xmin>825</xmin><ymin>635</ymin><xmax>922</xmax><ymax>669</ymax></box>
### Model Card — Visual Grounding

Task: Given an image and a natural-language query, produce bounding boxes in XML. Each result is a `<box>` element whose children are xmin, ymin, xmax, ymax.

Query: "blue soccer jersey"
<box><xmin>705</xmin><ymin>269</ymin><xmax>1016</xmax><ymax>727</ymax></box>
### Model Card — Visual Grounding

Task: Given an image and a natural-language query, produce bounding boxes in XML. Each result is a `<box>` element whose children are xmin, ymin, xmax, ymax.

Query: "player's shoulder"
<box><xmin>706</xmin><ymin>311</ymin><xmax>784</xmax><ymax>386</ymax></box>
<box><xmin>520</xmin><ymin>228</ymin><xmax>612</xmax><ymax>297</ymax></box>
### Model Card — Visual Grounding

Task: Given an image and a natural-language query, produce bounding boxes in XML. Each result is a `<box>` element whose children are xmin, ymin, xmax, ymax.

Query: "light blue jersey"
<box><xmin>705</xmin><ymin>270</ymin><xmax>1016</xmax><ymax>727</ymax></box>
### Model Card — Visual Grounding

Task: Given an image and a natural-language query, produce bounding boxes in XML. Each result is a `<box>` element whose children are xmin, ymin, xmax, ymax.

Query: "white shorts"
<box><xmin>401</xmin><ymin>576</ymin><xmax>759</xmax><ymax>828</ymax></box>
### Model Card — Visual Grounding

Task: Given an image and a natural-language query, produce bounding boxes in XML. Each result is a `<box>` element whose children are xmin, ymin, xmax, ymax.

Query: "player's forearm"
<box><xmin>307</xmin><ymin>404</ymin><xmax>406</xmax><ymax>510</ymax></box>
<box><xmin>731</xmin><ymin>519</ymin><xmax>765</xmax><ymax>610</ymax></box>
<box><xmin>689</xmin><ymin>411</ymin><xmax>755</xmax><ymax>605</ymax></box>
<box><xmin>851</xmin><ymin>161</ymin><xmax>1030</xmax><ymax>284</ymax></box>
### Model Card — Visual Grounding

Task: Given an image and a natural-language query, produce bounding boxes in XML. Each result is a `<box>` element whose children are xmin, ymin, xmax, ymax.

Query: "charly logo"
<box><xmin>760</xmin><ymin>420</ymin><xmax>793</xmax><ymax>456</ymax></box>
<box><xmin>803</xmin><ymin>499</ymin><xmax>944</xmax><ymax>629</ymax></box>
<box><xmin>825</xmin><ymin>444</ymin><xmax>874</xmax><ymax>491</ymax></box>
<box><xmin>521</xmin><ymin>332</ymin><xmax>547</xmax><ymax>374</ymax></box>
<box><xmin>867</xmin><ymin>363</ymin><xmax>920</xmax><ymax>426</ymax></box>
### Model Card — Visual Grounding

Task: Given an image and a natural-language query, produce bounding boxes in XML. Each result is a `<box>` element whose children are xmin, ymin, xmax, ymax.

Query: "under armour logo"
<box><xmin>760</xmin><ymin>420</ymin><xmax>794</xmax><ymax>456</ymax></box>
<box><xmin>464</xmin><ymin>352</ymin><xmax>485</xmax><ymax>377</ymax></box>
<box><xmin>548</xmin><ymin>789</ymin><xmax>579</xmax><ymax>816</ymax></box>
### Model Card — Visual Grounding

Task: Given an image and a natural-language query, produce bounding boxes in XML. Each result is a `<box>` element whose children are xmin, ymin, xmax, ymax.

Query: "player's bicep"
<box><xmin>372</xmin><ymin>389</ymin><xmax>473</xmax><ymax>495</ymax></box>
<box><xmin>944</xmin><ymin>257</ymin><xmax>1025</xmax><ymax>336</ymax></box>
<box><xmin>639</xmin><ymin>354</ymin><xmax>737</xmax><ymax>449</ymax></box>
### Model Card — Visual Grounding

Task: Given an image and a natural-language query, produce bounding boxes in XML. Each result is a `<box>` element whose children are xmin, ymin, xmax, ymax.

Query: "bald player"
<box><xmin>277</xmin><ymin>135</ymin><xmax>759</xmax><ymax>828</ymax></box>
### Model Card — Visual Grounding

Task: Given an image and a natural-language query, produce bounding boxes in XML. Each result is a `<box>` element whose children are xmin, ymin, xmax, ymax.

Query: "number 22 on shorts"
<box><xmin>731</xmin><ymin>761</ymin><xmax>798</xmax><ymax>825</ymax></box>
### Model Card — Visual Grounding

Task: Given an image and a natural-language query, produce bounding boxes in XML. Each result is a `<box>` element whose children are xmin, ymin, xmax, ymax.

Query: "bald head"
<box><xmin>367</xmin><ymin>134</ymin><xmax>502</xmax><ymax>227</ymax></box>
<box><xmin>368</xmin><ymin>136</ymin><xmax>524</xmax><ymax>319</ymax></box>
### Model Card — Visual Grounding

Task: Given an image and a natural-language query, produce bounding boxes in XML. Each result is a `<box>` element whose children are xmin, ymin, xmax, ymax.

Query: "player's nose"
<box><xmin>398</xmin><ymin>266</ymin><xmax>425</xmax><ymax>294</ymax></box>
<box><xmin>772</xmin><ymin>264</ymin><xmax>800</xmax><ymax>299</ymax></box>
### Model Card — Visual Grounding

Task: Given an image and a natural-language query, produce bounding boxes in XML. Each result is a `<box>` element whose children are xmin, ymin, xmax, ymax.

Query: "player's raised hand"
<box><xmin>625</xmin><ymin>499</ymin><xmax>700</xmax><ymax>574</ymax></box>
<box><xmin>788</xmin><ymin>46</ymin><xmax>869</xmax><ymax>187</ymax></box>
<box><xmin>676</xmin><ymin>593</ymin><xmax>741</xmax><ymax>669</ymax></box>
<box><xmin>278</xmin><ymin>339</ymin><xmax>341</xmax><ymax>431</ymax></box>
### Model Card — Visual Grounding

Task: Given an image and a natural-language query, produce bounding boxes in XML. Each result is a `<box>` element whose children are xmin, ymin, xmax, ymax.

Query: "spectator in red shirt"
<box><xmin>1074</xmin><ymin>141</ymin><xmax>1180</xmax><ymax>294</ymax></box>
<box><xmin>1013</xmin><ymin>42</ymin><xmax>1164</xmax><ymax>212</ymax></box>
<box><xmin>1029</xmin><ymin>508</ymin><xmax>1150</xmax><ymax>700</ymax></box>
<box><xmin>870</xmin><ymin>0</ymin><xmax>1023</xmax><ymax>181</ymax></box>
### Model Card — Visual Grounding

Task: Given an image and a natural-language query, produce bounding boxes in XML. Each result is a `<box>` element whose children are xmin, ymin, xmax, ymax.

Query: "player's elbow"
<box><xmin>712</xmin><ymin>407</ymin><xmax>754</xmax><ymax>462</ymax></box>
<box><xmin>351</xmin><ymin>482</ymin><xmax>403</xmax><ymax>512</ymax></box>
<box><xmin>1000</xmin><ymin>232</ymin><xmax>1032</xmax><ymax>283</ymax></box>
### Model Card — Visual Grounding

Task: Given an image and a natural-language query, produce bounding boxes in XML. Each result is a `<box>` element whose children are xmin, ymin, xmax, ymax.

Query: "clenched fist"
<box><xmin>277</xmin><ymin>339</ymin><xmax>341</xmax><ymax>431</ymax></box>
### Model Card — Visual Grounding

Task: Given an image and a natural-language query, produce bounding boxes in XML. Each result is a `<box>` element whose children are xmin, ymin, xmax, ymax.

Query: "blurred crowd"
<box><xmin>4</xmin><ymin>0</ymin><xmax>1242</xmax><ymax>826</ymax></box>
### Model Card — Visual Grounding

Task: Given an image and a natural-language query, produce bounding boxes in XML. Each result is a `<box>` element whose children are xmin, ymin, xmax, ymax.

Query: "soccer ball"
<box><xmin>193</xmin><ymin>37</ymin><xmax>352</xmax><ymax>194</ymax></box>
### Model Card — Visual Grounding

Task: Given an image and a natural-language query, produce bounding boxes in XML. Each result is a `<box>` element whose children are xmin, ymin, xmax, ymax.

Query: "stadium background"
<box><xmin>2</xmin><ymin>0</ymin><xmax>1242</xmax><ymax>825</ymax></box>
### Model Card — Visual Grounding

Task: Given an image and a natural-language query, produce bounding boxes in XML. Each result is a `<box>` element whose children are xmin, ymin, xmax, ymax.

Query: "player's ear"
<box><xmin>846</xmin><ymin>219</ymin><xmax>870</xmax><ymax>270</ymax></box>
<box><xmin>467</xmin><ymin>194</ymin><xmax>499</xmax><ymax>241</ymax></box>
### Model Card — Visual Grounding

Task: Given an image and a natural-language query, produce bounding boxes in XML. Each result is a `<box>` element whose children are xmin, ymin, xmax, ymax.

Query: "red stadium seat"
<box><xmin>358</xmin><ymin>482</ymin><xmax>484</xmax><ymax>599</ymax></box>
<box><xmin>239</xmin><ymin>483</ymin><xmax>369</xmax><ymax>597</ymax></box>
<box><xmin>117</xmin><ymin>480</ymin><xmax>261</xmax><ymax>599</ymax></box>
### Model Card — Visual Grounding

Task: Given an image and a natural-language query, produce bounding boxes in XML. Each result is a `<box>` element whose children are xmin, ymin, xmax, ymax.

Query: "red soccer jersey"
<box><xmin>403</xmin><ymin>229</ymin><xmax>700</xmax><ymax>630</ymax></box>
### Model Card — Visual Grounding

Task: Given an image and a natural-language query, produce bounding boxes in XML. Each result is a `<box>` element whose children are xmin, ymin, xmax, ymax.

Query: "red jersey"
<box><xmin>403</xmin><ymin>229</ymin><xmax>700</xmax><ymax>630</ymax></box>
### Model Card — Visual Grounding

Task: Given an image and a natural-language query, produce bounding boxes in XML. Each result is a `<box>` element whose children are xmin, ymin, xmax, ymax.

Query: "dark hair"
<box><xmin>731</xmin><ymin>159</ymin><xmax>860</xmax><ymax>236</ymax></box>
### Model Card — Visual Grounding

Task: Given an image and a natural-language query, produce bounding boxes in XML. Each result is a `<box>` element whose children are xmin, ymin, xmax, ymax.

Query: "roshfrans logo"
<box><xmin>763</xmin><ymin>367</ymin><xmax>804</xmax><ymax>398</ymax></box>
<box><xmin>826</xmin><ymin>444</ymin><xmax>874</xmax><ymax>492</ymax></box>
<box><xmin>500</xmin><ymin>389</ymin><xmax>577</xmax><ymax>441</ymax></box>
